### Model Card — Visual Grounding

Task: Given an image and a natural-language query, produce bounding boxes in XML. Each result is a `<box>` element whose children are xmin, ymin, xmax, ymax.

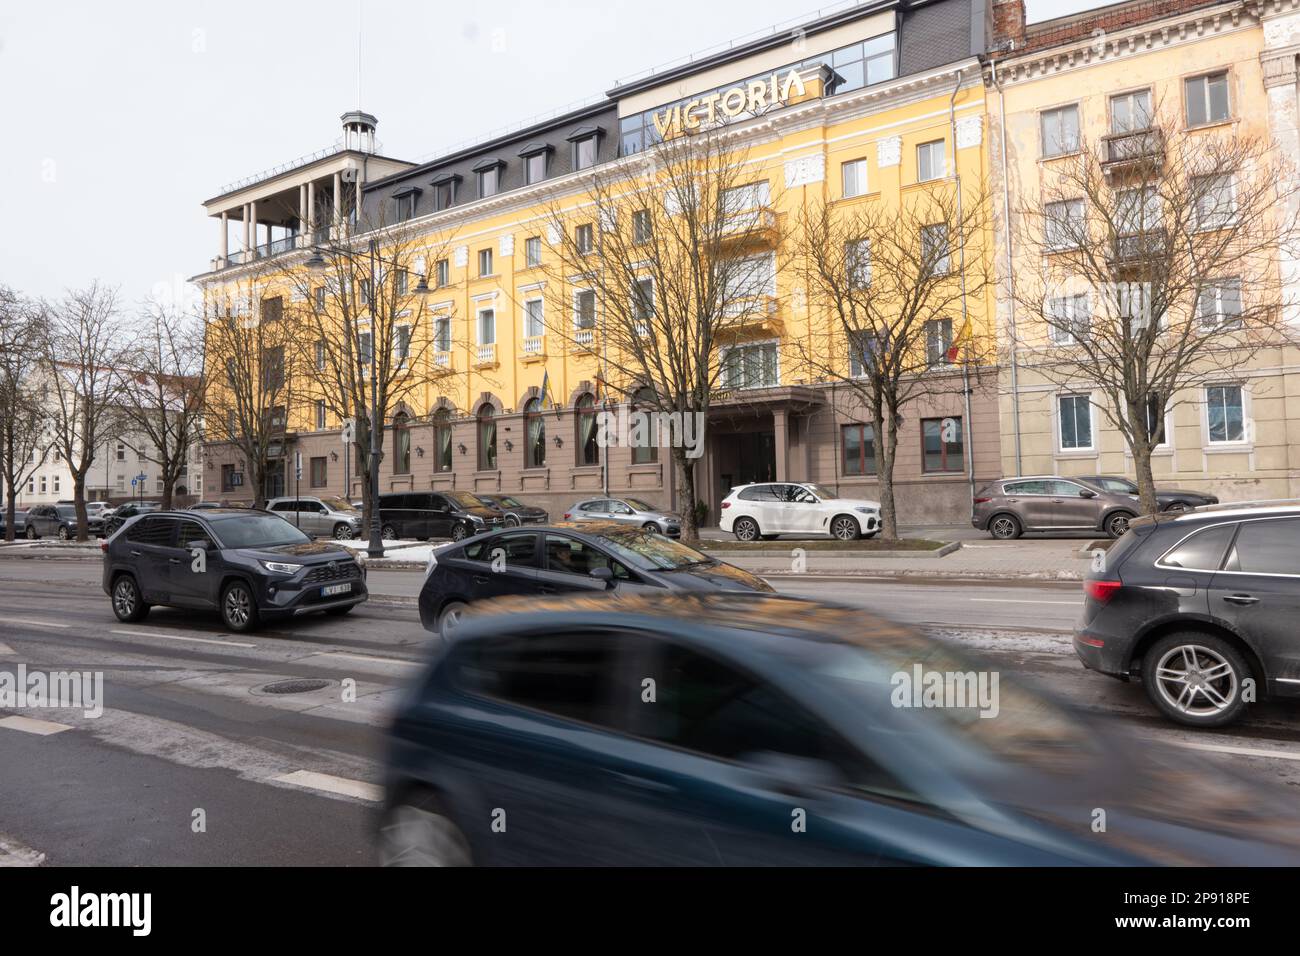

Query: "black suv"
<box><xmin>103</xmin><ymin>509</ymin><xmax>367</xmax><ymax>632</ymax></box>
<box><xmin>377</xmin><ymin>491</ymin><xmax>502</xmax><ymax>542</ymax></box>
<box><xmin>1076</xmin><ymin>502</ymin><xmax>1300</xmax><ymax>727</ymax></box>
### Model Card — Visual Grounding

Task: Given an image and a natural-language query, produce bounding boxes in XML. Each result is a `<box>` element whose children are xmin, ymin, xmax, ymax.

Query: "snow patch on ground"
<box><xmin>332</xmin><ymin>538</ymin><xmax>444</xmax><ymax>567</ymax></box>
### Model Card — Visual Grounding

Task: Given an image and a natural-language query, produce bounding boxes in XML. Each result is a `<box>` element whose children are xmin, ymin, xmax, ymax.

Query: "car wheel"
<box><xmin>25</xmin><ymin>526</ymin><xmax>36</xmax><ymax>540</ymax></box>
<box><xmin>988</xmin><ymin>514</ymin><xmax>1022</xmax><ymax>540</ymax></box>
<box><xmin>830</xmin><ymin>515</ymin><xmax>861</xmax><ymax>541</ymax></box>
<box><xmin>450</xmin><ymin>523</ymin><xmax>470</xmax><ymax>542</ymax></box>
<box><xmin>505</xmin><ymin>515</ymin><xmax>520</xmax><ymax>528</ymax></box>
<box><xmin>333</xmin><ymin>522</ymin><xmax>354</xmax><ymax>540</ymax></box>
<box><xmin>111</xmin><ymin>574</ymin><xmax>150</xmax><ymax>623</ymax></box>
<box><xmin>642</xmin><ymin>521</ymin><xmax>659</xmax><ymax>533</ymax></box>
<box><xmin>733</xmin><ymin>517</ymin><xmax>760</xmax><ymax>542</ymax></box>
<box><xmin>381</xmin><ymin>524</ymin><xmax>398</xmax><ymax>541</ymax></box>
<box><xmin>220</xmin><ymin>580</ymin><xmax>260</xmax><ymax>633</ymax></box>
<box><xmin>379</xmin><ymin>797</ymin><xmax>472</xmax><ymax>867</ymax></box>
<box><xmin>1105</xmin><ymin>511</ymin><xmax>1134</xmax><ymax>538</ymax></box>
<box><xmin>325</xmin><ymin>603</ymin><xmax>354</xmax><ymax>617</ymax></box>
<box><xmin>1141</xmin><ymin>633</ymin><xmax>1250</xmax><ymax>727</ymax></box>
<box><xmin>1162</xmin><ymin>501</ymin><xmax>1187</xmax><ymax>513</ymax></box>
<box><xmin>57</xmin><ymin>525</ymin><xmax>70</xmax><ymax>541</ymax></box>
<box><xmin>438</xmin><ymin>601</ymin><xmax>467</xmax><ymax>638</ymax></box>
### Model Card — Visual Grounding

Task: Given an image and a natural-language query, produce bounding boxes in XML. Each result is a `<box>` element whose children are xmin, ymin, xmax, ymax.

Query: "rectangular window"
<box><xmin>1110</xmin><ymin>89</ymin><xmax>1152</xmax><ymax>133</ymax></box>
<box><xmin>848</xmin><ymin>329</ymin><xmax>879</xmax><ymax>377</ymax></box>
<box><xmin>393</xmin><ymin>269</ymin><xmax>408</xmax><ymax>296</ymax></box>
<box><xmin>395</xmin><ymin>193</ymin><xmax>416</xmax><ymax>221</ymax></box>
<box><xmin>574</xmin><ymin>290</ymin><xmax>596</xmax><ymax>329</ymax></box>
<box><xmin>1045</xmin><ymin>199</ymin><xmax>1084</xmax><ymax>250</ymax></box>
<box><xmin>393</xmin><ymin>323</ymin><xmax>411</xmax><ymax>365</ymax></box>
<box><xmin>314</xmin><ymin>400</ymin><xmax>326</xmax><ymax>430</ymax></box>
<box><xmin>1047</xmin><ymin>293</ymin><xmax>1090</xmax><ymax>345</ymax></box>
<box><xmin>925</xmin><ymin>317</ymin><xmax>953</xmax><ymax>365</ymax></box>
<box><xmin>477</xmin><ymin>308</ymin><xmax>496</xmax><ymax>345</ymax></box>
<box><xmin>525</xmin><ymin>236</ymin><xmax>542</xmax><ymax>267</ymax></box>
<box><xmin>524</xmin><ymin>299</ymin><xmax>545</xmax><ymax>338</ymax></box>
<box><xmin>633</xmin><ymin>209</ymin><xmax>652</xmax><ymax>244</ymax></box>
<box><xmin>846</xmin><ymin>239</ymin><xmax>871</xmax><ymax>289</ymax></box>
<box><xmin>916</xmin><ymin>140</ymin><xmax>945</xmax><ymax>182</ymax></box>
<box><xmin>721</xmin><ymin>342</ymin><xmax>779</xmax><ymax>389</ymax></box>
<box><xmin>434</xmin><ymin>180</ymin><xmax>457</xmax><ymax>211</ymax></box>
<box><xmin>435</xmin><ymin>258</ymin><xmax>449</xmax><ymax>288</ymax></box>
<box><xmin>921</xmin><ymin>417</ymin><xmax>963</xmax><ymax>473</ymax></box>
<box><xmin>1040</xmin><ymin>105</ymin><xmax>1080</xmax><ymax>157</ymax></box>
<box><xmin>1058</xmin><ymin>394</ymin><xmax>1094</xmax><ymax>451</ymax></box>
<box><xmin>1193</xmin><ymin>174</ymin><xmax>1236</xmax><ymax>231</ymax></box>
<box><xmin>575</xmin><ymin>223</ymin><xmax>594</xmax><ymax>255</ymax></box>
<box><xmin>115</xmin><ymin>442</ymin><xmax>125</xmax><ymax>461</ymax></box>
<box><xmin>314</xmin><ymin>339</ymin><xmax>326</xmax><ymax>370</ymax></box>
<box><xmin>633</xmin><ymin>278</ymin><xmax>654</xmax><ymax>327</ymax></box>
<box><xmin>1197</xmin><ymin>278</ymin><xmax>1243</xmax><ymax>330</ymax></box>
<box><xmin>1206</xmin><ymin>385</ymin><xmax>1245</xmax><ymax>443</ymax></box>
<box><xmin>477</xmin><ymin>167</ymin><xmax>499</xmax><ymax>198</ymax></box>
<box><xmin>310</xmin><ymin>456</ymin><xmax>327</xmax><ymax>488</ymax></box>
<box><xmin>478</xmin><ymin>248</ymin><xmax>493</xmax><ymax>277</ymax></box>
<box><xmin>574</xmin><ymin>136</ymin><xmax>598</xmax><ymax>170</ymax></box>
<box><xmin>842</xmin><ymin>158</ymin><xmax>868</xmax><ymax>198</ymax></box>
<box><xmin>434</xmin><ymin>314</ymin><xmax>451</xmax><ymax>352</ymax></box>
<box><xmin>1186</xmin><ymin>72</ymin><xmax>1230</xmax><ymax>127</ymax></box>
<box><xmin>115</xmin><ymin>475</ymin><xmax>125</xmax><ymax>492</ymax></box>
<box><xmin>526</xmin><ymin>152</ymin><xmax>547</xmax><ymax>185</ymax></box>
<box><xmin>921</xmin><ymin>223</ymin><xmax>950</xmax><ymax>275</ymax></box>
<box><xmin>53</xmin><ymin>476</ymin><xmax>60</xmax><ymax>493</ymax></box>
<box><xmin>357</xmin><ymin>331</ymin><xmax>373</xmax><ymax>369</ymax></box>
<box><xmin>842</xmin><ymin>423</ymin><xmax>877</xmax><ymax>475</ymax></box>
<box><xmin>721</xmin><ymin>182</ymin><xmax>771</xmax><ymax>217</ymax></box>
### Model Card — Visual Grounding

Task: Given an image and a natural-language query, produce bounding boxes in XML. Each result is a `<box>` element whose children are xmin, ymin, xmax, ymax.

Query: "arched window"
<box><xmin>392</xmin><ymin>411</ymin><xmax>411</xmax><ymax>475</ymax></box>
<box><xmin>477</xmin><ymin>406</ymin><xmax>497</xmax><ymax>471</ymax></box>
<box><xmin>433</xmin><ymin>408</ymin><xmax>453</xmax><ymax>473</ymax></box>
<box><xmin>631</xmin><ymin>386</ymin><xmax>658</xmax><ymax>464</ymax></box>
<box><xmin>524</xmin><ymin>397</ymin><xmax>546</xmax><ymax>468</ymax></box>
<box><xmin>576</xmin><ymin>394</ymin><xmax>599</xmax><ymax>466</ymax></box>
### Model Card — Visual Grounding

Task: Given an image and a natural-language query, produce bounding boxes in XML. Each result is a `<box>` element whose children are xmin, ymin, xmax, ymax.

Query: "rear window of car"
<box><xmin>738</xmin><ymin>486</ymin><xmax>776</xmax><ymax>501</ymax></box>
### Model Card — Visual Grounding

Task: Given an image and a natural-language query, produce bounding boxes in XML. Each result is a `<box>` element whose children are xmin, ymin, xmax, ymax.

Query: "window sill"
<box><xmin>1039</xmin><ymin>150</ymin><xmax>1082</xmax><ymax>164</ymax></box>
<box><xmin>1054</xmin><ymin>449</ymin><xmax>1099</xmax><ymax>459</ymax></box>
<box><xmin>1203</xmin><ymin>442</ymin><xmax>1252</xmax><ymax>453</ymax></box>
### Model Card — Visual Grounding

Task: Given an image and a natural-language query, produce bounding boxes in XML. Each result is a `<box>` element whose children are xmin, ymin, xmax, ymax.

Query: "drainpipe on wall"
<box><xmin>949</xmin><ymin>69</ymin><xmax>978</xmax><ymax>519</ymax></box>
<box><xmin>992</xmin><ymin>57</ymin><xmax>1023</xmax><ymax>476</ymax></box>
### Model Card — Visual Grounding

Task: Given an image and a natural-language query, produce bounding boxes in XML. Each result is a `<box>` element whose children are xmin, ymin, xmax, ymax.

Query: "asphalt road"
<box><xmin>1</xmin><ymin>558</ymin><xmax>1298</xmax><ymax>865</ymax></box>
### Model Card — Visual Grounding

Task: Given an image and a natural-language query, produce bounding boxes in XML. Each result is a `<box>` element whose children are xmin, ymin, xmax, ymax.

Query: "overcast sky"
<box><xmin>0</xmin><ymin>0</ymin><xmax>1101</xmax><ymax>311</ymax></box>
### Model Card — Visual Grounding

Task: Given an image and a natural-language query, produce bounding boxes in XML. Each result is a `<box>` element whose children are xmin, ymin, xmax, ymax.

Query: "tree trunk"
<box><xmin>4</xmin><ymin>477</ymin><xmax>14</xmax><ymax>543</ymax></box>
<box><xmin>160</xmin><ymin>468</ymin><xmax>174</xmax><ymax>510</ymax></box>
<box><xmin>672</xmin><ymin>445</ymin><xmax>699</xmax><ymax>544</ymax></box>
<box><xmin>871</xmin><ymin>410</ymin><xmax>899</xmax><ymax>543</ymax></box>
<box><xmin>73</xmin><ymin>474</ymin><xmax>88</xmax><ymax>542</ymax></box>
<box><xmin>1132</xmin><ymin>443</ymin><xmax>1159</xmax><ymax>516</ymax></box>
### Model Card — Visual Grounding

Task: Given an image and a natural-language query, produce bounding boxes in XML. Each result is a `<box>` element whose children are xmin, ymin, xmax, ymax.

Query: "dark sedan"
<box><xmin>417</xmin><ymin>522</ymin><xmax>772</xmax><ymax>637</ymax></box>
<box><xmin>380</xmin><ymin>593</ymin><xmax>1300</xmax><ymax>866</ymax></box>
<box><xmin>474</xmin><ymin>493</ymin><xmax>548</xmax><ymax>527</ymax></box>
<box><xmin>103</xmin><ymin>501</ymin><xmax>162</xmax><ymax>535</ymax></box>
<box><xmin>378</xmin><ymin>491</ymin><xmax>503</xmax><ymax>542</ymax></box>
<box><xmin>1078</xmin><ymin>475</ymin><xmax>1219</xmax><ymax>512</ymax></box>
<box><xmin>103</xmin><ymin>509</ymin><xmax>367</xmax><ymax>631</ymax></box>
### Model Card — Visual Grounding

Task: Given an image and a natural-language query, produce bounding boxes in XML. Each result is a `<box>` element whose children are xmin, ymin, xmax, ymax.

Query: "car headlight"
<box><xmin>854</xmin><ymin>506</ymin><xmax>879</xmax><ymax>514</ymax></box>
<box><xmin>261</xmin><ymin>561</ymin><xmax>302</xmax><ymax>574</ymax></box>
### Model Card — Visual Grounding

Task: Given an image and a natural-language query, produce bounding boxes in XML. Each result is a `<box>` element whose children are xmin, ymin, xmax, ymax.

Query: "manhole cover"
<box><xmin>261</xmin><ymin>678</ymin><xmax>332</xmax><ymax>695</ymax></box>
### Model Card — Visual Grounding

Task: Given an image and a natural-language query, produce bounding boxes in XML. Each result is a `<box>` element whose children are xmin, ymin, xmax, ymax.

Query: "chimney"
<box><xmin>992</xmin><ymin>0</ymin><xmax>1026</xmax><ymax>50</ymax></box>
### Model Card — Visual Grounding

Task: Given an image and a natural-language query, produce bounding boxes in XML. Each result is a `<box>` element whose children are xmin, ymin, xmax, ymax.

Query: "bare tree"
<box><xmin>116</xmin><ymin>298</ymin><xmax>206</xmax><ymax>510</ymax></box>
<box><xmin>1009</xmin><ymin>106</ymin><xmax>1300</xmax><ymax>514</ymax></box>
<box><xmin>0</xmin><ymin>286</ymin><xmax>50</xmax><ymax>539</ymax></box>
<box><xmin>202</xmin><ymin>272</ymin><xmax>297</xmax><ymax>510</ymax></box>
<box><xmin>535</xmin><ymin>127</ymin><xmax>783</xmax><ymax>542</ymax></box>
<box><xmin>42</xmin><ymin>282</ymin><xmax>130</xmax><ymax>540</ymax></box>
<box><xmin>284</xmin><ymin>214</ymin><xmax>461</xmax><ymax>543</ymax></box>
<box><xmin>789</xmin><ymin>183</ymin><xmax>993</xmax><ymax>541</ymax></box>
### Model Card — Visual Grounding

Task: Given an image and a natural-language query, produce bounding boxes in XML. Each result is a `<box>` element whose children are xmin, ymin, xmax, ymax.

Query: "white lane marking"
<box><xmin>0</xmin><ymin>643</ymin><xmax>13</xmax><ymax>656</ymax></box>
<box><xmin>1166</xmin><ymin>740</ymin><xmax>1300</xmax><ymax>762</ymax></box>
<box><xmin>968</xmin><ymin>598</ymin><xmax>1080</xmax><ymax>605</ymax></box>
<box><xmin>110</xmin><ymin>629</ymin><xmax>255</xmax><ymax>649</ymax></box>
<box><xmin>0</xmin><ymin>715</ymin><xmax>73</xmax><ymax>735</ymax></box>
<box><xmin>271</xmin><ymin>770</ymin><xmax>381</xmax><ymax>802</ymax></box>
<box><xmin>6</xmin><ymin>619</ymin><xmax>69</xmax><ymax>629</ymax></box>
<box><xmin>319</xmin><ymin>652</ymin><xmax>421</xmax><ymax>668</ymax></box>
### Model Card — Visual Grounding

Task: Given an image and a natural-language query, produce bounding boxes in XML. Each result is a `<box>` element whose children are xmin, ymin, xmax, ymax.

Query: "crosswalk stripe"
<box><xmin>271</xmin><ymin>770</ymin><xmax>381</xmax><ymax>802</ymax></box>
<box><xmin>110</xmin><ymin>629</ymin><xmax>255</xmax><ymax>648</ymax></box>
<box><xmin>0</xmin><ymin>715</ymin><xmax>74</xmax><ymax>735</ymax></box>
<box><xmin>6</xmin><ymin>619</ymin><xmax>69</xmax><ymax>629</ymax></box>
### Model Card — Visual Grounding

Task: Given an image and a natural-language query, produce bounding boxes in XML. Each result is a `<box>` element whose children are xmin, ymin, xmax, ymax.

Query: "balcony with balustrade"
<box><xmin>474</xmin><ymin>343</ymin><xmax>499</xmax><ymax>369</ymax></box>
<box><xmin>1101</xmin><ymin>127</ymin><xmax>1164</xmax><ymax>180</ymax></box>
<box><xmin>521</xmin><ymin>335</ymin><xmax>547</xmax><ymax>363</ymax></box>
<box><xmin>719</xmin><ymin>205</ymin><xmax>779</xmax><ymax>248</ymax></box>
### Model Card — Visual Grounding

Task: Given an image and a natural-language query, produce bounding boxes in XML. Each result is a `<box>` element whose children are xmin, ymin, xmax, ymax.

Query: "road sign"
<box><xmin>294</xmin><ymin>452</ymin><xmax>302</xmax><ymax>481</ymax></box>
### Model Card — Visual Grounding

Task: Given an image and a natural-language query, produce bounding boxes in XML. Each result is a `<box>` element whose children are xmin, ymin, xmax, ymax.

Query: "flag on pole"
<box><xmin>946</xmin><ymin>317</ymin><xmax>973</xmax><ymax>364</ymax></box>
<box><xmin>540</xmin><ymin>368</ymin><xmax>551</xmax><ymax>410</ymax></box>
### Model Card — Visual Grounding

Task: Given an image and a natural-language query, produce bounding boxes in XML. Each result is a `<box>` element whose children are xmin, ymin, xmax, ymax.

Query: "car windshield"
<box><xmin>55</xmin><ymin>506</ymin><xmax>76</xmax><ymax>518</ymax></box>
<box><xmin>499</xmin><ymin>496</ymin><xmax>524</xmax><ymax>507</ymax></box>
<box><xmin>213</xmin><ymin>514</ymin><xmax>311</xmax><ymax>549</ymax></box>
<box><xmin>318</xmin><ymin>497</ymin><xmax>356</xmax><ymax>512</ymax></box>
<box><xmin>596</xmin><ymin>530</ymin><xmax>713</xmax><ymax>570</ymax></box>
<box><xmin>1092</xmin><ymin>477</ymin><xmax>1137</xmax><ymax>494</ymax></box>
<box><xmin>623</xmin><ymin>498</ymin><xmax>658</xmax><ymax>512</ymax></box>
<box><xmin>804</xmin><ymin>484</ymin><xmax>839</xmax><ymax>500</ymax></box>
<box><xmin>447</xmin><ymin>492</ymin><xmax>483</xmax><ymax>508</ymax></box>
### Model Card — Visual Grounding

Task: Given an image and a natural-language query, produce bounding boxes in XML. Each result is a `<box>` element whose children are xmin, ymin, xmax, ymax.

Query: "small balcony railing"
<box><xmin>719</xmin><ymin>206</ymin><xmax>779</xmax><ymax>244</ymax></box>
<box><xmin>432</xmin><ymin>350</ymin><xmax>452</xmax><ymax>370</ymax></box>
<box><xmin>1102</xmin><ymin>128</ymin><xmax>1164</xmax><ymax>176</ymax></box>
<box><xmin>475</xmin><ymin>343</ymin><xmax>497</xmax><ymax>366</ymax></box>
<box><xmin>522</xmin><ymin>335</ymin><xmax>546</xmax><ymax>358</ymax></box>
<box><xmin>573</xmin><ymin>328</ymin><xmax>596</xmax><ymax>349</ymax></box>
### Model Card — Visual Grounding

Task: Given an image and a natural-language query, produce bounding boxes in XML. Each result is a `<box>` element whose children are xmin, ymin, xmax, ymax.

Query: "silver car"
<box><xmin>564</xmin><ymin>496</ymin><xmax>682</xmax><ymax>538</ymax></box>
<box><xmin>265</xmin><ymin>495</ymin><xmax>363</xmax><ymax>539</ymax></box>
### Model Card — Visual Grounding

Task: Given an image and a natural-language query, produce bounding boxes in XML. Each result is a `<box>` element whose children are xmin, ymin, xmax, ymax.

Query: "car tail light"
<box><xmin>1085</xmin><ymin>580</ymin><xmax>1122</xmax><ymax>604</ymax></box>
<box><xmin>973</xmin><ymin>497</ymin><xmax>991</xmax><ymax>504</ymax></box>
<box><xmin>563</xmin><ymin>512</ymin><xmax>571</xmax><ymax>520</ymax></box>
<box><xmin>720</xmin><ymin>501</ymin><xmax>731</xmax><ymax>509</ymax></box>
<box><xmin>100</xmin><ymin>540</ymin><xmax>108</xmax><ymax>553</ymax></box>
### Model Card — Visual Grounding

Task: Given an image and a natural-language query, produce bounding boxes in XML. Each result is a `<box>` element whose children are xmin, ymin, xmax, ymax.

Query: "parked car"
<box><xmin>719</xmin><ymin>482</ymin><xmax>880</xmax><ymax>542</ymax></box>
<box><xmin>189</xmin><ymin>500</ymin><xmax>250</xmax><ymax>511</ymax></box>
<box><xmin>103</xmin><ymin>501</ymin><xmax>161</xmax><ymax>536</ymax></box>
<box><xmin>380</xmin><ymin>592</ymin><xmax>1300</xmax><ymax>866</ymax></box>
<box><xmin>1076</xmin><ymin>474</ymin><xmax>1219</xmax><ymax>512</ymax></box>
<box><xmin>378</xmin><ymin>491</ymin><xmax>504</xmax><ymax>543</ymax></box>
<box><xmin>0</xmin><ymin>509</ymin><xmax>28</xmax><ymax>537</ymax></box>
<box><xmin>25</xmin><ymin>503</ymin><xmax>104</xmax><ymax>539</ymax></box>
<box><xmin>103</xmin><ymin>508</ymin><xmax>368</xmax><ymax>631</ymax></box>
<box><xmin>60</xmin><ymin>499</ymin><xmax>111</xmax><ymax>518</ymax></box>
<box><xmin>265</xmin><ymin>496</ymin><xmax>362</xmax><ymax>540</ymax></box>
<box><xmin>1076</xmin><ymin>501</ymin><xmax>1300</xmax><ymax>728</ymax></box>
<box><xmin>418</xmin><ymin>522</ymin><xmax>772</xmax><ymax>637</ymax></box>
<box><xmin>564</xmin><ymin>497</ymin><xmax>682</xmax><ymax>538</ymax></box>
<box><xmin>474</xmin><ymin>493</ymin><xmax>548</xmax><ymax>527</ymax></box>
<box><xmin>972</xmin><ymin>476</ymin><xmax>1138</xmax><ymax>540</ymax></box>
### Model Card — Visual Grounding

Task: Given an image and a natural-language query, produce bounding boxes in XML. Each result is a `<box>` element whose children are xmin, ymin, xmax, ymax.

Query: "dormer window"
<box><xmin>430</xmin><ymin>173</ymin><xmax>461</xmax><ymax>211</ymax></box>
<box><xmin>518</xmin><ymin>142</ymin><xmax>553</xmax><ymax>185</ymax></box>
<box><xmin>567</xmin><ymin>126</ymin><xmax>604</xmax><ymax>171</ymax></box>
<box><xmin>392</xmin><ymin>186</ymin><xmax>420</xmax><ymax>222</ymax></box>
<box><xmin>472</xmin><ymin>158</ymin><xmax>505</xmax><ymax>198</ymax></box>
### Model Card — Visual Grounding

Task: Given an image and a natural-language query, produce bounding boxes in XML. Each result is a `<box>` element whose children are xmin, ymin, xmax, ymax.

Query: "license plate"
<box><xmin>322</xmin><ymin>583</ymin><xmax>352</xmax><ymax>597</ymax></box>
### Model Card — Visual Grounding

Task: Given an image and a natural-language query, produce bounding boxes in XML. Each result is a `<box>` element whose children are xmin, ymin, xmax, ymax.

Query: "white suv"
<box><xmin>719</xmin><ymin>482</ymin><xmax>881</xmax><ymax>541</ymax></box>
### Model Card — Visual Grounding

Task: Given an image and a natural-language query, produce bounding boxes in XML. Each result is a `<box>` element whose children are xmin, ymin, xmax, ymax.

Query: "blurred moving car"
<box><xmin>720</xmin><ymin>481</ymin><xmax>880</xmax><ymax>542</ymax></box>
<box><xmin>103</xmin><ymin>501</ymin><xmax>161</xmax><ymax>536</ymax></box>
<box><xmin>25</xmin><ymin>503</ymin><xmax>105</xmax><ymax>539</ymax></box>
<box><xmin>973</xmin><ymin>476</ymin><xmax>1139</xmax><ymax>539</ymax></box>
<box><xmin>1076</xmin><ymin>475</ymin><xmax>1219</xmax><ymax>512</ymax></box>
<box><xmin>189</xmin><ymin>499</ymin><xmax>251</xmax><ymax>510</ymax></box>
<box><xmin>381</xmin><ymin>593</ymin><xmax>1300</xmax><ymax>865</ymax></box>
<box><xmin>378</xmin><ymin>491</ymin><xmax>503</xmax><ymax>542</ymax></box>
<box><xmin>564</xmin><ymin>497</ymin><xmax>681</xmax><ymax>538</ymax></box>
<box><xmin>418</xmin><ymin>522</ymin><xmax>772</xmax><ymax>637</ymax></box>
<box><xmin>103</xmin><ymin>508</ymin><xmax>367</xmax><ymax>631</ymax></box>
<box><xmin>0</xmin><ymin>508</ymin><xmax>29</xmax><ymax>537</ymax></box>
<box><xmin>1077</xmin><ymin>501</ymin><xmax>1300</xmax><ymax>728</ymax></box>
<box><xmin>265</xmin><ymin>495</ymin><xmax>362</xmax><ymax>540</ymax></box>
<box><xmin>474</xmin><ymin>493</ymin><xmax>548</xmax><ymax>527</ymax></box>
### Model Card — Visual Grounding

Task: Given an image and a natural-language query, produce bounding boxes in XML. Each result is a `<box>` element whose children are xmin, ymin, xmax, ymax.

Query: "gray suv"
<box><xmin>265</xmin><ymin>496</ymin><xmax>362</xmax><ymax>540</ymax></box>
<box><xmin>972</xmin><ymin>476</ymin><xmax>1140</xmax><ymax>540</ymax></box>
<box><xmin>564</xmin><ymin>497</ymin><xmax>682</xmax><ymax>538</ymax></box>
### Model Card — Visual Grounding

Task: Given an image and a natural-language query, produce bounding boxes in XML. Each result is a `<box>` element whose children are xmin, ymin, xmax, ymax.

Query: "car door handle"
<box><xmin>1223</xmin><ymin>594</ymin><xmax>1260</xmax><ymax>606</ymax></box>
<box><xmin>1006</xmin><ymin>498</ymin><xmax>1018</xmax><ymax>503</ymax></box>
<box><xmin>604</xmin><ymin>769</ymin><xmax>676</xmax><ymax>795</ymax></box>
<box><xmin>169</xmin><ymin>557</ymin><xmax>182</xmax><ymax>564</ymax></box>
<box><xmin>473</xmin><ymin>575</ymin><xmax>490</xmax><ymax>584</ymax></box>
<box><xmin>130</xmin><ymin>550</ymin><xmax>142</xmax><ymax>557</ymax></box>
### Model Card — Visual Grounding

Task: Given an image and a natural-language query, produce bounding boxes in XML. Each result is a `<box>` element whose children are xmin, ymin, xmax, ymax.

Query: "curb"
<box><xmin>703</xmin><ymin>541</ymin><xmax>961</xmax><ymax>560</ymax></box>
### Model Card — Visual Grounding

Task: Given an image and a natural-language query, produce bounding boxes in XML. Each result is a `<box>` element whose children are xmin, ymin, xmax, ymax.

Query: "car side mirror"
<box><xmin>1079</xmin><ymin>490</ymin><xmax>1097</xmax><ymax>499</ymax></box>
<box><xmin>589</xmin><ymin>566</ymin><xmax>615</xmax><ymax>589</ymax></box>
<box><xmin>185</xmin><ymin>539</ymin><xmax>211</xmax><ymax>551</ymax></box>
